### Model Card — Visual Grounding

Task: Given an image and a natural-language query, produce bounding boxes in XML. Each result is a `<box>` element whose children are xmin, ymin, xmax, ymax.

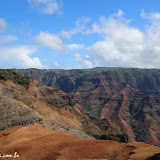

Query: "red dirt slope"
<box><xmin>0</xmin><ymin>124</ymin><xmax>159</xmax><ymax>160</ymax></box>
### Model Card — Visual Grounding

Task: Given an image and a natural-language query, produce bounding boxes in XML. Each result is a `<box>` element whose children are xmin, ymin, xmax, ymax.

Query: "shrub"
<box><xmin>0</xmin><ymin>69</ymin><xmax>30</xmax><ymax>88</ymax></box>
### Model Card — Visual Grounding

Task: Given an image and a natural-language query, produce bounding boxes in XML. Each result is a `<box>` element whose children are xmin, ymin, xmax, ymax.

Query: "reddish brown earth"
<box><xmin>0</xmin><ymin>124</ymin><xmax>160</xmax><ymax>160</ymax></box>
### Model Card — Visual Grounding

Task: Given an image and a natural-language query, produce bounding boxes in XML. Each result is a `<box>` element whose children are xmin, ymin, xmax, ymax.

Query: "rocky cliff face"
<box><xmin>0</xmin><ymin>70</ymin><xmax>126</xmax><ymax>142</ymax></box>
<box><xmin>0</xmin><ymin>80</ymin><xmax>90</xmax><ymax>138</ymax></box>
<box><xmin>14</xmin><ymin>68</ymin><xmax>160</xmax><ymax>146</ymax></box>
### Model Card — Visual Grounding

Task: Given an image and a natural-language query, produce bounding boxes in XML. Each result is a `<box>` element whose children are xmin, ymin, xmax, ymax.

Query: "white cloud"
<box><xmin>27</xmin><ymin>0</ymin><xmax>62</xmax><ymax>14</ymax></box>
<box><xmin>59</xmin><ymin>29</ymin><xmax>79</xmax><ymax>39</ymax></box>
<box><xmin>74</xmin><ymin>53</ymin><xmax>93</xmax><ymax>68</ymax></box>
<box><xmin>34</xmin><ymin>31</ymin><xmax>67</xmax><ymax>52</ymax></box>
<box><xmin>58</xmin><ymin>17</ymin><xmax>91</xmax><ymax>39</ymax></box>
<box><xmin>0</xmin><ymin>18</ymin><xmax>7</xmax><ymax>33</ymax></box>
<box><xmin>34</xmin><ymin>31</ymin><xmax>85</xmax><ymax>52</ymax></box>
<box><xmin>88</xmin><ymin>40</ymin><xmax>144</xmax><ymax>67</ymax></box>
<box><xmin>113</xmin><ymin>9</ymin><xmax>124</xmax><ymax>17</ymax></box>
<box><xmin>0</xmin><ymin>46</ymin><xmax>42</xmax><ymax>69</ymax></box>
<box><xmin>140</xmin><ymin>10</ymin><xmax>160</xmax><ymax>22</ymax></box>
<box><xmin>0</xmin><ymin>35</ymin><xmax>18</xmax><ymax>44</ymax></box>
<box><xmin>75</xmin><ymin>17</ymin><xmax>91</xmax><ymax>27</ymax></box>
<box><xmin>53</xmin><ymin>62</ymin><xmax>60</xmax><ymax>67</ymax></box>
<box><xmin>90</xmin><ymin>16</ymin><xmax>144</xmax><ymax>43</ymax></box>
<box><xmin>67</xmin><ymin>44</ymin><xmax>84</xmax><ymax>50</ymax></box>
<box><xmin>78</xmin><ymin>10</ymin><xmax>160</xmax><ymax>68</ymax></box>
<box><xmin>70</xmin><ymin>11</ymin><xmax>160</xmax><ymax>69</ymax></box>
<box><xmin>86</xmin><ymin>14</ymin><xmax>145</xmax><ymax>67</ymax></box>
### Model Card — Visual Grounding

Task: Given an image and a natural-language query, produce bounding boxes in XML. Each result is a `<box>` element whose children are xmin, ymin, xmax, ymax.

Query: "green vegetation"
<box><xmin>0</xmin><ymin>69</ymin><xmax>30</xmax><ymax>88</ymax></box>
<box><xmin>43</xmin><ymin>67</ymin><xmax>120</xmax><ymax>80</ymax></box>
<box><xmin>90</xmin><ymin>105</ymin><xmax>104</xmax><ymax>119</ymax></box>
<box><xmin>147</xmin><ymin>114</ymin><xmax>160</xmax><ymax>127</ymax></box>
<box><xmin>130</xmin><ymin>118</ymin><xmax>137</xmax><ymax>129</ymax></box>
<box><xmin>83</xmin><ymin>103</ymin><xmax>92</xmax><ymax>112</ymax></box>
<box><xmin>42</xmin><ymin>67</ymin><xmax>160</xmax><ymax>86</ymax></box>
<box><xmin>88</xmin><ymin>118</ymin><xmax>128</xmax><ymax>142</ymax></box>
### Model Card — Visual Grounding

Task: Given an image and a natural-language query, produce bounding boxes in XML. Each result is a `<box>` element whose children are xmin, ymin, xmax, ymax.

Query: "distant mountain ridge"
<box><xmin>14</xmin><ymin>68</ymin><xmax>160</xmax><ymax>146</ymax></box>
<box><xmin>14</xmin><ymin>67</ymin><xmax>160</xmax><ymax>95</ymax></box>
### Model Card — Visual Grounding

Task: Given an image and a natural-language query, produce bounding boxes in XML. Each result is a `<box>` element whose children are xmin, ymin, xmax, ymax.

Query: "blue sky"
<box><xmin>0</xmin><ymin>0</ymin><xmax>160</xmax><ymax>69</ymax></box>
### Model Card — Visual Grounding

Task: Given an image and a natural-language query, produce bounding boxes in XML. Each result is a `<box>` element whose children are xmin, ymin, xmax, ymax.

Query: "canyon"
<box><xmin>14</xmin><ymin>68</ymin><xmax>160</xmax><ymax>146</ymax></box>
<box><xmin>0</xmin><ymin>68</ymin><xmax>160</xmax><ymax>159</ymax></box>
